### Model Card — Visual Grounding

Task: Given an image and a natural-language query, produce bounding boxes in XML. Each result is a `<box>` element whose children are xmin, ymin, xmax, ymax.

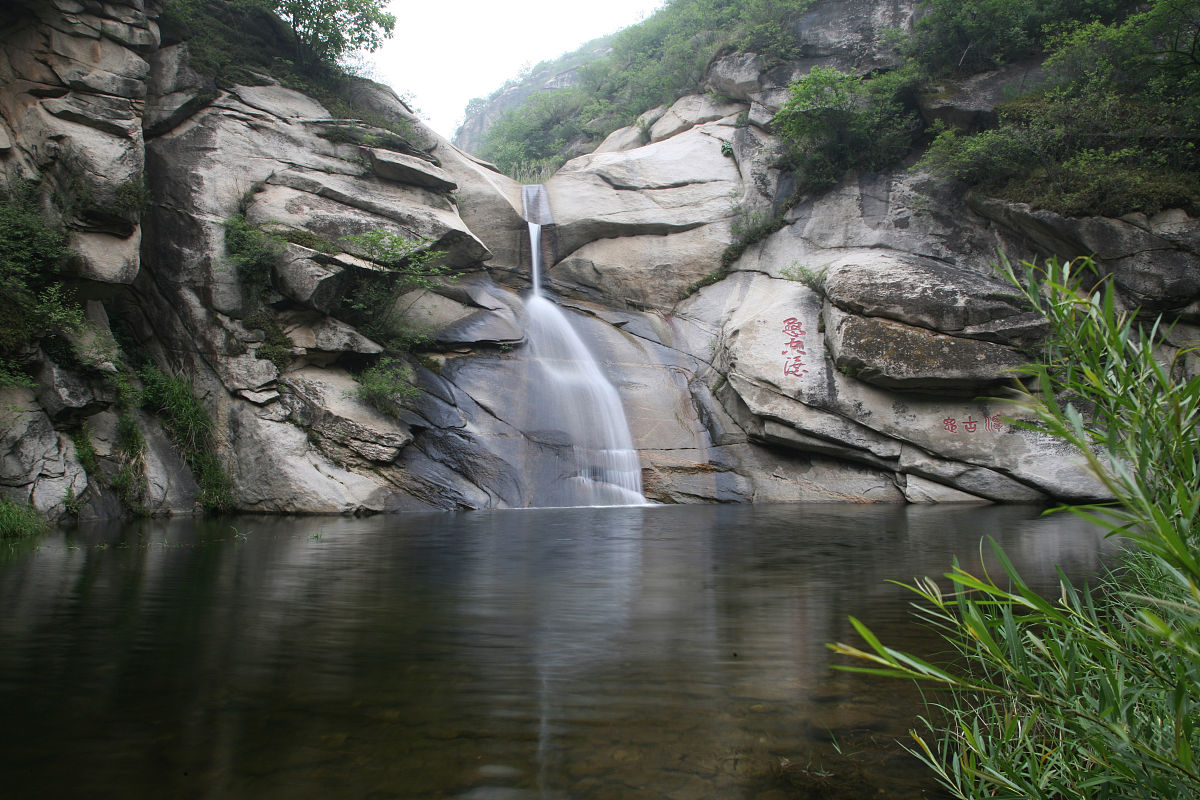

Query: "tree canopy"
<box><xmin>271</xmin><ymin>0</ymin><xmax>396</xmax><ymax>66</ymax></box>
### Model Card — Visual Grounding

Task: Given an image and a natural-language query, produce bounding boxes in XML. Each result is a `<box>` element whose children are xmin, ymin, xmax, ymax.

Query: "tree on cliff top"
<box><xmin>270</xmin><ymin>0</ymin><xmax>395</xmax><ymax>67</ymax></box>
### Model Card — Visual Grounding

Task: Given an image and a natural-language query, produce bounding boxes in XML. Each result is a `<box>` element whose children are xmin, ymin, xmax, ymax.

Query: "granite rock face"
<box><xmin>8</xmin><ymin>0</ymin><xmax>1194</xmax><ymax>522</ymax></box>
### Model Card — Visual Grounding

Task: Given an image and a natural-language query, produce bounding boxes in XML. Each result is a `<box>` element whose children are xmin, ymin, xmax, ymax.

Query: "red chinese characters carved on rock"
<box><xmin>781</xmin><ymin>317</ymin><xmax>808</xmax><ymax>378</ymax></box>
<box><xmin>943</xmin><ymin>415</ymin><xmax>1004</xmax><ymax>434</ymax></box>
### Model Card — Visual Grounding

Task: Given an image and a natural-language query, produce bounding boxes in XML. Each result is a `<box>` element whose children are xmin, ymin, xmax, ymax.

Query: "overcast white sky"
<box><xmin>368</xmin><ymin>0</ymin><xmax>665</xmax><ymax>141</ymax></box>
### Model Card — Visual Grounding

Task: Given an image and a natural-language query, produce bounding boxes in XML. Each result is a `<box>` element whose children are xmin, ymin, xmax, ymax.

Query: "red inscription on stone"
<box><xmin>941</xmin><ymin>414</ymin><xmax>1005</xmax><ymax>434</ymax></box>
<box><xmin>781</xmin><ymin>318</ymin><xmax>808</xmax><ymax>379</ymax></box>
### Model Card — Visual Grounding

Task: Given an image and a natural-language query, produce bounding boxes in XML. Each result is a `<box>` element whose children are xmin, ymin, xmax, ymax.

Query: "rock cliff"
<box><xmin>3</xmin><ymin>0</ymin><xmax>1197</xmax><ymax>521</ymax></box>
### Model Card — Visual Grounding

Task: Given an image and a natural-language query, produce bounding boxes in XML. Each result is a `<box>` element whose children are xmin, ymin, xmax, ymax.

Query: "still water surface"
<box><xmin>0</xmin><ymin>504</ymin><xmax>1117</xmax><ymax>799</ymax></box>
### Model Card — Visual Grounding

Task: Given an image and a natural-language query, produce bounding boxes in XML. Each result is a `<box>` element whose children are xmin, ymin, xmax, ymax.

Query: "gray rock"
<box><xmin>36</xmin><ymin>360</ymin><xmax>105</xmax><ymax>421</ymax></box>
<box><xmin>278</xmin><ymin>310</ymin><xmax>383</xmax><ymax>358</ymax></box>
<box><xmin>144</xmin><ymin>43</ymin><xmax>213</xmax><ymax>136</ymax></box>
<box><xmin>545</xmin><ymin>121</ymin><xmax>742</xmax><ymax>256</ymax></box>
<box><xmin>70</xmin><ymin>229</ymin><xmax>141</xmax><ymax>283</ymax></box>
<box><xmin>648</xmin><ymin>94</ymin><xmax>746</xmax><ymax>142</ymax></box>
<box><xmin>279</xmin><ymin>367</ymin><xmax>412</xmax><ymax>464</ymax></box>
<box><xmin>227</xmin><ymin>401</ymin><xmax>395</xmax><ymax>513</ymax></box>
<box><xmin>259</xmin><ymin>169</ymin><xmax>490</xmax><ymax>268</ymax></box>
<box><xmin>824</xmin><ymin>255</ymin><xmax>1047</xmax><ymax>345</ymax></box>
<box><xmin>897</xmin><ymin>445</ymin><xmax>1046</xmax><ymax>503</ymax></box>
<box><xmin>706</xmin><ymin>53</ymin><xmax>764</xmax><ymax>101</ymax></box>
<box><xmin>273</xmin><ymin>244</ymin><xmax>346</xmax><ymax>313</ymax></box>
<box><xmin>902</xmin><ymin>474</ymin><xmax>991</xmax><ymax>503</ymax></box>
<box><xmin>970</xmin><ymin>195</ymin><xmax>1200</xmax><ymax>310</ymax></box>
<box><xmin>552</xmin><ymin>222</ymin><xmax>732</xmax><ymax>308</ymax></box>
<box><xmin>0</xmin><ymin>389</ymin><xmax>88</xmax><ymax>519</ymax></box>
<box><xmin>368</xmin><ymin>148</ymin><xmax>457</xmax><ymax>191</ymax></box>
<box><xmin>825</xmin><ymin>304</ymin><xmax>1028</xmax><ymax>393</ymax></box>
<box><xmin>918</xmin><ymin>61</ymin><xmax>1045</xmax><ymax>132</ymax></box>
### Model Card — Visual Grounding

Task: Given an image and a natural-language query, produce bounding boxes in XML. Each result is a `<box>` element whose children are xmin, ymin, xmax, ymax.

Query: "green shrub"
<box><xmin>0</xmin><ymin>498</ymin><xmax>46</xmax><ymax>538</ymax></box>
<box><xmin>0</xmin><ymin>185</ymin><xmax>71</xmax><ymax>356</ymax></box>
<box><xmin>139</xmin><ymin>365</ymin><xmax>234</xmax><ymax>513</ymax></box>
<box><xmin>280</xmin><ymin>227</ymin><xmax>339</xmax><ymax>254</ymax></box>
<box><xmin>72</xmin><ymin>424</ymin><xmax>100</xmax><ymax>478</ymax></box>
<box><xmin>780</xmin><ymin>262</ymin><xmax>828</xmax><ymax>294</ymax></box>
<box><xmin>720</xmin><ymin>205</ymin><xmax>787</xmax><ymax>267</ymax></box>
<box><xmin>224</xmin><ymin>213</ymin><xmax>283</xmax><ymax>306</ymax></box>
<box><xmin>772</xmin><ymin>65</ymin><xmax>922</xmax><ymax>197</ymax></box>
<box><xmin>244</xmin><ymin>309</ymin><xmax>294</xmax><ymax>371</ymax></box>
<box><xmin>354</xmin><ymin>356</ymin><xmax>420</xmax><ymax>417</ymax></box>
<box><xmin>916</xmin><ymin>0</ymin><xmax>1200</xmax><ymax>217</ymax></box>
<box><xmin>902</xmin><ymin>0</ymin><xmax>1137</xmax><ymax>78</ymax></box>
<box><xmin>112</xmin><ymin>410</ymin><xmax>147</xmax><ymax>515</ymax></box>
<box><xmin>335</xmin><ymin>231</ymin><xmax>447</xmax><ymax>350</ymax></box>
<box><xmin>113</xmin><ymin>176</ymin><xmax>152</xmax><ymax>218</ymax></box>
<box><xmin>836</xmin><ymin>255</ymin><xmax>1200</xmax><ymax>800</ymax></box>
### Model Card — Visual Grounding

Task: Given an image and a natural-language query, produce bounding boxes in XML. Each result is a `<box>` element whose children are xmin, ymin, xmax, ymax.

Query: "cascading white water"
<box><xmin>521</xmin><ymin>184</ymin><xmax>645</xmax><ymax>506</ymax></box>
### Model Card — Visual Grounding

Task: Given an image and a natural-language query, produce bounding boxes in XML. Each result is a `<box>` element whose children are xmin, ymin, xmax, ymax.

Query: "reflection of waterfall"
<box><xmin>521</xmin><ymin>185</ymin><xmax>645</xmax><ymax>507</ymax></box>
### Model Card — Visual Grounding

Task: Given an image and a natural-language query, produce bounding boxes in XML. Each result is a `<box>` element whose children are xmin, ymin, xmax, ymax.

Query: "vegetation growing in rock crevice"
<box><xmin>0</xmin><ymin>182</ymin><xmax>77</xmax><ymax>385</ymax></box>
<box><xmin>335</xmin><ymin>230</ymin><xmax>449</xmax><ymax>416</ymax></box>
<box><xmin>771</xmin><ymin>65</ymin><xmax>923</xmax><ymax>198</ymax></box>
<box><xmin>139</xmin><ymin>365</ymin><xmax>234</xmax><ymax>512</ymax></box>
<box><xmin>836</xmin><ymin>255</ymin><xmax>1200</xmax><ymax>800</ymax></box>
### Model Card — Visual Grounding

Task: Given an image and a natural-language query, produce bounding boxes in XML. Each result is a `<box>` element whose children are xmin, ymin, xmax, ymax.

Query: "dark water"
<box><xmin>0</xmin><ymin>504</ymin><xmax>1117</xmax><ymax>799</ymax></box>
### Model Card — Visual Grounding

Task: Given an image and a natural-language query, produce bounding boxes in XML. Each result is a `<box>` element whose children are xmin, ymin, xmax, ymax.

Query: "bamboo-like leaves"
<box><xmin>834</xmin><ymin>255</ymin><xmax>1200</xmax><ymax>800</ymax></box>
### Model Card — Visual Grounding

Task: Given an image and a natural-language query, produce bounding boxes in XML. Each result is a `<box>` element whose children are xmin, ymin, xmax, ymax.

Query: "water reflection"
<box><xmin>0</xmin><ymin>505</ymin><xmax>1118</xmax><ymax>799</ymax></box>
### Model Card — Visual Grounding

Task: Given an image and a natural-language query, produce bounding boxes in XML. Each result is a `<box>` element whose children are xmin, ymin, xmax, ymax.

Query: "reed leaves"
<box><xmin>831</xmin><ymin>255</ymin><xmax>1200</xmax><ymax>800</ymax></box>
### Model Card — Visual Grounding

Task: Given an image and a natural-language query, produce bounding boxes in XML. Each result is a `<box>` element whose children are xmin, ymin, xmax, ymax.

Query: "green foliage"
<box><xmin>354</xmin><ymin>356</ymin><xmax>420</xmax><ymax>417</ymax></box>
<box><xmin>903</xmin><ymin>0</ymin><xmax>1137</xmax><ymax>77</ymax></box>
<box><xmin>224</xmin><ymin>213</ymin><xmax>283</xmax><ymax>305</ymax></box>
<box><xmin>772</xmin><ymin>65</ymin><xmax>922</xmax><ymax>196</ymax></box>
<box><xmin>479</xmin><ymin>0</ymin><xmax>814</xmax><ymax>175</ymax></box>
<box><xmin>244</xmin><ymin>309</ymin><xmax>294</xmax><ymax>371</ymax></box>
<box><xmin>0</xmin><ymin>185</ymin><xmax>71</xmax><ymax>356</ymax></box>
<box><xmin>111</xmin><ymin>410</ymin><xmax>147</xmax><ymax>515</ymax></box>
<box><xmin>271</xmin><ymin>0</ymin><xmax>395</xmax><ymax>68</ymax></box>
<box><xmin>62</xmin><ymin>487</ymin><xmax>80</xmax><ymax>517</ymax></box>
<box><xmin>0</xmin><ymin>361</ymin><xmax>34</xmax><ymax>390</ymax></box>
<box><xmin>341</xmin><ymin>231</ymin><xmax>446</xmax><ymax>283</ymax></box>
<box><xmin>780</xmin><ymin>262</ymin><xmax>828</xmax><ymax>293</ymax></box>
<box><xmin>333</xmin><ymin>231</ymin><xmax>447</xmax><ymax>352</ymax></box>
<box><xmin>112</xmin><ymin>177</ymin><xmax>152</xmax><ymax>218</ymax></box>
<box><xmin>834</xmin><ymin>255</ymin><xmax>1200</xmax><ymax>800</ymax></box>
<box><xmin>279</xmin><ymin>227</ymin><xmax>339</xmax><ymax>254</ymax></box>
<box><xmin>720</xmin><ymin>204</ymin><xmax>787</xmax><ymax>267</ymax></box>
<box><xmin>0</xmin><ymin>498</ymin><xmax>46</xmax><ymax>539</ymax></box>
<box><xmin>680</xmin><ymin>267</ymin><xmax>730</xmax><ymax>299</ymax></box>
<box><xmin>917</xmin><ymin>0</ymin><xmax>1200</xmax><ymax>217</ymax></box>
<box><xmin>139</xmin><ymin>365</ymin><xmax>234</xmax><ymax>512</ymax></box>
<box><xmin>72</xmin><ymin>424</ymin><xmax>100</xmax><ymax>478</ymax></box>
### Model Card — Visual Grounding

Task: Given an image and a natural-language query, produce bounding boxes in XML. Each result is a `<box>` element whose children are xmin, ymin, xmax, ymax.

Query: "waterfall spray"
<box><xmin>521</xmin><ymin>185</ymin><xmax>645</xmax><ymax>506</ymax></box>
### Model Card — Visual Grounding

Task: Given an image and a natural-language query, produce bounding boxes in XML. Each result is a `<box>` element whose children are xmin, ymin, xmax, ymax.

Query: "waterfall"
<box><xmin>521</xmin><ymin>185</ymin><xmax>646</xmax><ymax>506</ymax></box>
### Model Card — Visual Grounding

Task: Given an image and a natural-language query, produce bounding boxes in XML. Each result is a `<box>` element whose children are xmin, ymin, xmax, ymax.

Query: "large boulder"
<box><xmin>545</xmin><ymin>120</ymin><xmax>742</xmax><ymax>256</ymax></box>
<box><xmin>552</xmin><ymin>222</ymin><xmax>732</xmax><ymax>308</ymax></box>
<box><xmin>823</xmin><ymin>255</ymin><xmax>1048</xmax><ymax>346</ymax></box>
<box><xmin>825</xmin><ymin>304</ymin><xmax>1028</xmax><ymax>393</ymax></box>
<box><xmin>0</xmin><ymin>388</ymin><xmax>88</xmax><ymax>519</ymax></box>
